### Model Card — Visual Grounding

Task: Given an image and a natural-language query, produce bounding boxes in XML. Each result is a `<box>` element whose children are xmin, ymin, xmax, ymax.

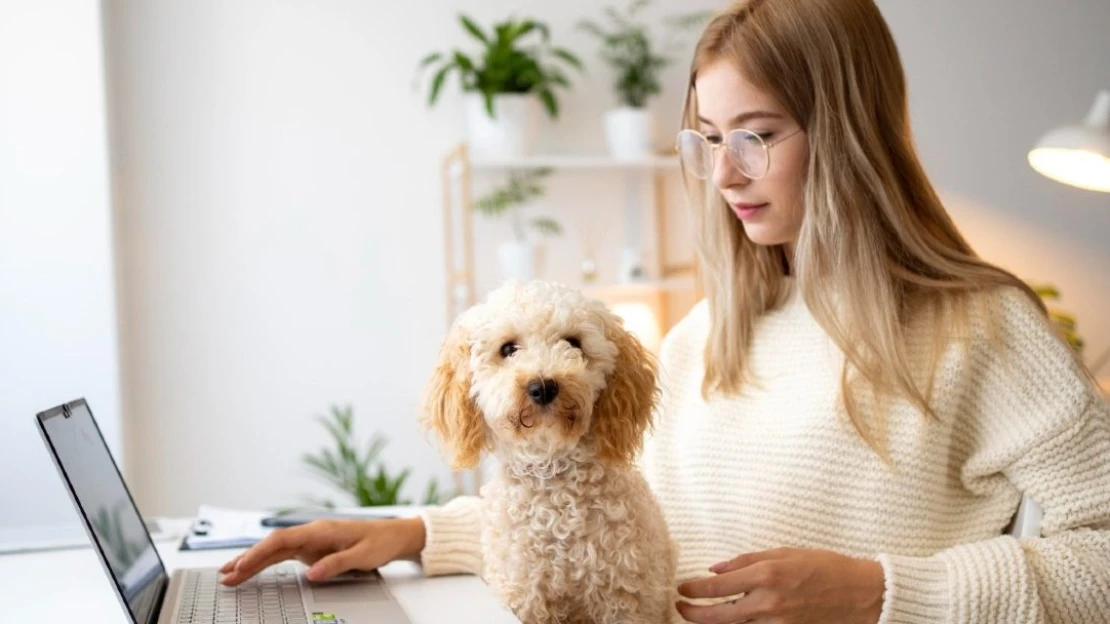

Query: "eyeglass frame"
<box><xmin>674</xmin><ymin>126</ymin><xmax>805</xmax><ymax>180</ymax></box>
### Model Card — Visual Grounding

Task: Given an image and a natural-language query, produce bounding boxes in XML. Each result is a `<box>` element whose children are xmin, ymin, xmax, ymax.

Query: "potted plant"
<box><xmin>474</xmin><ymin>168</ymin><xmax>561</xmax><ymax>280</ymax></box>
<box><xmin>301</xmin><ymin>404</ymin><xmax>450</xmax><ymax>508</ymax></box>
<box><xmin>578</xmin><ymin>1</ymin><xmax>708</xmax><ymax>159</ymax></box>
<box><xmin>418</xmin><ymin>15</ymin><xmax>583</xmax><ymax>158</ymax></box>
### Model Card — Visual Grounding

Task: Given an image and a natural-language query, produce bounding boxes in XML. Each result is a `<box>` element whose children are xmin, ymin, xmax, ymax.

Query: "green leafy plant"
<box><xmin>578</xmin><ymin>0</ymin><xmax>709</xmax><ymax>108</ymax></box>
<box><xmin>418</xmin><ymin>14</ymin><xmax>583</xmax><ymax>119</ymax></box>
<box><xmin>474</xmin><ymin>168</ymin><xmax>562</xmax><ymax>242</ymax></box>
<box><xmin>1029</xmin><ymin>282</ymin><xmax>1084</xmax><ymax>354</ymax></box>
<box><xmin>302</xmin><ymin>404</ymin><xmax>449</xmax><ymax>507</ymax></box>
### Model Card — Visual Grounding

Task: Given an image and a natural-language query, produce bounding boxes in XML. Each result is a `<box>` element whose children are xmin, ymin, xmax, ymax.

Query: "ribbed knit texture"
<box><xmin>418</xmin><ymin>496</ymin><xmax>483</xmax><ymax>577</ymax></box>
<box><xmin>421</xmin><ymin>283</ymin><xmax>1110</xmax><ymax>623</ymax></box>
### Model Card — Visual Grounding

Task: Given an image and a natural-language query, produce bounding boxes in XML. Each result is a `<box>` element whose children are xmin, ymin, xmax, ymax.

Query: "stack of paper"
<box><xmin>180</xmin><ymin>505</ymin><xmax>273</xmax><ymax>551</ymax></box>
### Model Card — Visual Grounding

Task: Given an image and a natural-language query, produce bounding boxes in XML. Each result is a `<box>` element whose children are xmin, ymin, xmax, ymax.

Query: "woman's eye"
<box><xmin>565</xmin><ymin>337</ymin><xmax>582</xmax><ymax>350</ymax></box>
<box><xmin>737</xmin><ymin>132</ymin><xmax>771</xmax><ymax>144</ymax></box>
<box><xmin>499</xmin><ymin>342</ymin><xmax>519</xmax><ymax>358</ymax></box>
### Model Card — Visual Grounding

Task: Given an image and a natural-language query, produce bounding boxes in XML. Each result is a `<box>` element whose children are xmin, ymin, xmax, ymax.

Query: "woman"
<box><xmin>220</xmin><ymin>0</ymin><xmax>1110</xmax><ymax>621</ymax></box>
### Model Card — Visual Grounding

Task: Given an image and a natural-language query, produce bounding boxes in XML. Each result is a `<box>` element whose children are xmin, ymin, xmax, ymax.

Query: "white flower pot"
<box><xmin>496</xmin><ymin>240</ymin><xmax>541</xmax><ymax>281</ymax></box>
<box><xmin>465</xmin><ymin>93</ymin><xmax>541</xmax><ymax>159</ymax></box>
<box><xmin>604</xmin><ymin>107</ymin><xmax>654</xmax><ymax>160</ymax></box>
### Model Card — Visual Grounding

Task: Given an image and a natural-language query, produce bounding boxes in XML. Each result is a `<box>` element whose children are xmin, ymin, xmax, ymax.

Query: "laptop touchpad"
<box><xmin>310</xmin><ymin>572</ymin><xmax>391</xmax><ymax>603</ymax></box>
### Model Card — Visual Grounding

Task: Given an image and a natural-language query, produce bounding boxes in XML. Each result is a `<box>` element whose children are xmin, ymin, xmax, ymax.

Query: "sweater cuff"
<box><xmin>418</xmin><ymin>495</ymin><xmax>483</xmax><ymax>577</ymax></box>
<box><xmin>876</xmin><ymin>536</ymin><xmax>1041</xmax><ymax>623</ymax></box>
<box><xmin>875</xmin><ymin>552</ymin><xmax>951</xmax><ymax>623</ymax></box>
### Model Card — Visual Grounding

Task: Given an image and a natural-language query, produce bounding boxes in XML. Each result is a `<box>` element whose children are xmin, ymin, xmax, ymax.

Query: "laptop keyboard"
<box><xmin>175</xmin><ymin>564</ymin><xmax>309</xmax><ymax>624</ymax></box>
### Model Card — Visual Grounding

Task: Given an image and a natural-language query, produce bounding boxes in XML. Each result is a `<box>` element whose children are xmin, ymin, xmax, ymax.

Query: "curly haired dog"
<box><xmin>422</xmin><ymin>279</ymin><xmax>677</xmax><ymax>624</ymax></box>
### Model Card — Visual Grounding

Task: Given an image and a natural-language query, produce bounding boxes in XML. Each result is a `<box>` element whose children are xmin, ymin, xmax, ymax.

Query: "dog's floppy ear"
<box><xmin>592</xmin><ymin>310</ymin><xmax>659</xmax><ymax>466</ymax></box>
<box><xmin>421</xmin><ymin>320</ymin><xmax>485</xmax><ymax>470</ymax></box>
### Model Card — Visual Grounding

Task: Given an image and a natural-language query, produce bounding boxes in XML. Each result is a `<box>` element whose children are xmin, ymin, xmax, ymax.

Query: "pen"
<box><xmin>259</xmin><ymin>512</ymin><xmax>397</xmax><ymax>528</ymax></box>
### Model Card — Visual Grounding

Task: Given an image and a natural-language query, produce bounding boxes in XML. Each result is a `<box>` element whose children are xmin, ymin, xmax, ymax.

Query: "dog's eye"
<box><xmin>499</xmin><ymin>342</ymin><xmax>519</xmax><ymax>358</ymax></box>
<box><xmin>565</xmin><ymin>337</ymin><xmax>582</xmax><ymax>350</ymax></box>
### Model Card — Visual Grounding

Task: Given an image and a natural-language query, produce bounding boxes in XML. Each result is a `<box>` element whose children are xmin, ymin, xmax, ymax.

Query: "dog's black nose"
<box><xmin>527</xmin><ymin>378</ymin><xmax>559</xmax><ymax>405</ymax></box>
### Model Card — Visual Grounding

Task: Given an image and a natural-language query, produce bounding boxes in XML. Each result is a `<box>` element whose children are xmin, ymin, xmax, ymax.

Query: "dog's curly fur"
<box><xmin>422</xmin><ymin>280</ymin><xmax>678</xmax><ymax>624</ymax></box>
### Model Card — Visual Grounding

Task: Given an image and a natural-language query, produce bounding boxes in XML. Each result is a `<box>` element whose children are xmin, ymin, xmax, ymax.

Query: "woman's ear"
<box><xmin>421</xmin><ymin>322</ymin><xmax>485</xmax><ymax>470</ymax></box>
<box><xmin>592</xmin><ymin>312</ymin><xmax>660</xmax><ymax>466</ymax></box>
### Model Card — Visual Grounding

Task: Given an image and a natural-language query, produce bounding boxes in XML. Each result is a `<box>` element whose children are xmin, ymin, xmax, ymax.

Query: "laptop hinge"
<box><xmin>148</xmin><ymin>576</ymin><xmax>169</xmax><ymax>624</ymax></box>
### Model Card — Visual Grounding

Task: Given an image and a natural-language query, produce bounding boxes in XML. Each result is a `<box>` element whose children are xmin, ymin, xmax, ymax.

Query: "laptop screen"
<box><xmin>37</xmin><ymin>399</ymin><xmax>166</xmax><ymax>624</ymax></box>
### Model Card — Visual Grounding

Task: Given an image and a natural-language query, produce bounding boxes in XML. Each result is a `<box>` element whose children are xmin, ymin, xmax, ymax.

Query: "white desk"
<box><xmin>0</xmin><ymin>533</ymin><xmax>519</xmax><ymax>623</ymax></box>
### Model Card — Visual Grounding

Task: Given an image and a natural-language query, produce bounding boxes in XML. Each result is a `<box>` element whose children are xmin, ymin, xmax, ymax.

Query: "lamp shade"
<box><xmin>1028</xmin><ymin>90</ymin><xmax>1110</xmax><ymax>193</ymax></box>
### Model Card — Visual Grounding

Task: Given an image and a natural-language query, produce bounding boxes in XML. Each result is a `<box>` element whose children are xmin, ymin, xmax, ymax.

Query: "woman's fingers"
<box><xmin>218</xmin><ymin>556</ymin><xmax>240</xmax><ymax>574</ymax></box>
<box><xmin>675</xmin><ymin>589</ymin><xmax>775</xmax><ymax>624</ymax></box>
<box><xmin>215</xmin><ymin>519</ymin><xmax>404</xmax><ymax>586</ymax></box>
<box><xmin>219</xmin><ymin>546</ymin><xmax>301</xmax><ymax>585</ymax></box>
<box><xmin>306</xmin><ymin>547</ymin><xmax>367</xmax><ymax>581</ymax></box>
<box><xmin>678</xmin><ymin>560</ymin><xmax>775</xmax><ymax>599</ymax></box>
<box><xmin>709</xmin><ymin>547</ymin><xmax>792</xmax><ymax>574</ymax></box>
<box><xmin>218</xmin><ymin>526</ymin><xmax>317</xmax><ymax>585</ymax></box>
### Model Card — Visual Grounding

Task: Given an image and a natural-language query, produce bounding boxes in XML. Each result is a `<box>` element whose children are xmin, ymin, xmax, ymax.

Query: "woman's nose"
<box><xmin>712</xmin><ymin>147</ymin><xmax>750</xmax><ymax>191</ymax></box>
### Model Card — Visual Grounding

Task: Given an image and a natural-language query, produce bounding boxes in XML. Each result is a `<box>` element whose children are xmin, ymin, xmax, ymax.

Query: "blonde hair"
<box><xmin>680</xmin><ymin>0</ymin><xmax>1047</xmax><ymax>457</ymax></box>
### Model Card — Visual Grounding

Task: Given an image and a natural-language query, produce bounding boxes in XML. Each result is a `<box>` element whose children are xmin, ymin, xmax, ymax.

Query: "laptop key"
<box><xmin>176</xmin><ymin>565</ymin><xmax>306</xmax><ymax>624</ymax></box>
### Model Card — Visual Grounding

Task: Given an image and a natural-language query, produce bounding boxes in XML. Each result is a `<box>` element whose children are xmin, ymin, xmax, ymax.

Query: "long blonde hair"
<box><xmin>681</xmin><ymin>0</ymin><xmax>1046</xmax><ymax>456</ymax></box>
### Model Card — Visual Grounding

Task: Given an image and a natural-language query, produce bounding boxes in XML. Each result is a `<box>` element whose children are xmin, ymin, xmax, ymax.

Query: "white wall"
<box><xmin>0</xmin><ymin>1</ymin><xmax>122</xmax><ymax>541</ymax></box>
<box><xmin>880</xmin><ymin>0</ymin><xmax>1110</xmax><ymax>377</ymax></box>
<box><xmin>99</xmin><ymin>0</ymin><xmax>1110</xmax><ymax>518</ymax></box>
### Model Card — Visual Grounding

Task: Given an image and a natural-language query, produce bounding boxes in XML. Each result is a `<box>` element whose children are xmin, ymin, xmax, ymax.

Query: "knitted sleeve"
<box><xmin>417</xmin><ymin>494</ymin><xmax>484</xmax><ymax>577</ymax></box>
<box><xmin>876</xmin><ymin>288</ymin><xmax>1110</xmax><ymax>623</ymax></box>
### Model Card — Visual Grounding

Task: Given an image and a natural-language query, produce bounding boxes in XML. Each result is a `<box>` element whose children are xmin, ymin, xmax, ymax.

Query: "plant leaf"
<box><xmin>459</xmin><ymin>14</ymin><xmax>489</xmax><ymax>45</ymax></box>
<box><xmin>547</xmin><ymin>70</ymin><xmax>571</xmax><ymax>88</ymax></box>
<box><xmin>428</xmin><ymin>65</ymin><xmax>453</xmax><ymax>107</ymax></box>
<box><xmin>577</xmin><ymin>20</ymin><xmax>608</xmax><ymax>40</ymax></box>
<box><xmin>513</xmin><ymin>20</ymin><xmax>537</xmax><ymax>42</ymax></box>
<box><xmin>1032</xmin><ymin>284</ymin><xmax>1060</xmax><ymax>300</ymax></box>
<box><xmin>532</xmin><ymin>20</ymin><xmax>551</xmax><ymax>43</ymax></box>
<box><xmin>604</xmin><ymin>6</ymin><xmax>632</xmax><ymax>30</ymax></box>
<box><xmin>531</xmin><ymin>217</ymin><xmax>563</xmax><ymax>237</ymax></box>
<box><xmin>551</xmin><ymin>48</ymin><xmax>584</xmax><ymax>71</ymax></box>
<box><xmin>417</xmin><ymin>52</ymin><xmax>442</xmax><ymax>69</ymax></box>
<box><xmin>423</xmin><ymin>480</ymin><xmax>440</xmax><ymax>505</ymax></box>
<box><xmin>453</xmin><ymin>52</ymin><xmax>475</xmax><ymax>73</ymax></box>
<box><xmin>538</xmin><ymin>88</ymin><xmax>558</xmax><ymax>118</ymax></box>
<box><xmin>628</xmin><ymin>0</ymin><xmax>650</xmax><ymax>17</ymax></box>
<box><xmin>494</xmin><ymin>22</ymin><xmax>512</xmax><ymax>47</ymax></box>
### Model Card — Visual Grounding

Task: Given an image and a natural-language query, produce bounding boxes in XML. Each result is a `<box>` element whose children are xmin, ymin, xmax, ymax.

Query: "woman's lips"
<box><xmin>731</xmin><ymin>202</ymin><xmax>768</xmax><ymax>220</ymax></box>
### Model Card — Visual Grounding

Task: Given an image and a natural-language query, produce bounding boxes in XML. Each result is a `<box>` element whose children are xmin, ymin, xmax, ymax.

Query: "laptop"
<box><xmin>36</xmin><ymin>398</ymin><xmax>414</xmax><ymax>624</ymax></box>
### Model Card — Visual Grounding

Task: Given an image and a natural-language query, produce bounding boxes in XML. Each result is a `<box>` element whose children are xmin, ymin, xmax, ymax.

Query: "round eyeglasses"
<box><xmin>675</xmin><ymin>127</ymin><xmax>804</xmax><ymax>180</ymax></box>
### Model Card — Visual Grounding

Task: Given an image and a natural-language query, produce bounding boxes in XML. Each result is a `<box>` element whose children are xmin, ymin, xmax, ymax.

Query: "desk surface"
<box><xmin>0</xmin><ymin>533</ymin><xmax>519</xmax><ymax>623</ymax></box>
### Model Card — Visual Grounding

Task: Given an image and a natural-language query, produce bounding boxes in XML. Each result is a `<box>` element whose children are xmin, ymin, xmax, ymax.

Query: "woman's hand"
<box><xmin>676</xmin><ymin>547</ymin><xmax>885</xmax><ymax>624</ymax></box>
<box><xmin>218</xmin><ymin>517</ymin><xmax>426</xmax><ymax>586</ymax></box>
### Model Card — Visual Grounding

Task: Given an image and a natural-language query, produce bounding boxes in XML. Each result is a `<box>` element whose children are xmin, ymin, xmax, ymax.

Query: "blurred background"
<box><xmin>2</xmin><ymin>0</ymin><xmax>1107</xmax><ymax>547</ymax></box>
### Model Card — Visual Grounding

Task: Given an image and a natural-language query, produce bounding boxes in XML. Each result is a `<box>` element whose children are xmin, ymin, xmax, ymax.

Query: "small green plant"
<box><xmin>418</xmin><ymin>14</ymin><xmax>583</xmax><ymax>119</ymax></box>
<box><xmin>1029</xmin><ymin>283</ymin><xmax>1084</xmax><ymax>354</ymax></box>
<box><xmin>578</xmin><ymin>0</ymin><xmax>709</xmax><ymax>108</ymax></box>
<box><xmin>474</xmin><ymin>168</ymin><xmax>562</xmax><ymax>242</ymax></box>
<box><xmin>302</xmin><ymin>404</ymin><xmax>449</xmax><ymax>507</ymax></box>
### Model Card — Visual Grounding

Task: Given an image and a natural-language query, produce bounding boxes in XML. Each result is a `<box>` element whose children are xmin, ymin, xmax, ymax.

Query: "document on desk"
<box><xmin>179</xmin><ymin>505</ymin><xmax>273</xmax><ymax>551</ymax></box>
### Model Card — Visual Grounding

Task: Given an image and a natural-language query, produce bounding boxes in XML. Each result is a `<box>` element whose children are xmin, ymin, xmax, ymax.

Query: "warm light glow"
<box><xmin>1028</xmin><ymin>148</ymin><xmax>1110</xmax><ymax>193</ymax></box>
<box><xmin>610</xmin><ymin>302</ymin><xmax>662</xmax><ymax>354</ymax></box>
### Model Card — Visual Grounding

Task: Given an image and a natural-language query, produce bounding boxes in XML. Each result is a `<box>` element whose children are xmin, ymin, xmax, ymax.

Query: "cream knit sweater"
<box><xmin>419</xmin><ymin>284</ymin><xmax>1110</xmax><ymax>623</ymax></box>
